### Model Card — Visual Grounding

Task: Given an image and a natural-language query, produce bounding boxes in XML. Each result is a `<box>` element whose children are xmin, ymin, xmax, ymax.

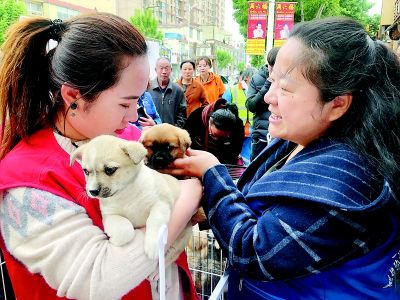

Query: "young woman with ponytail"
<box><xmin>0</xmin><ymin>13</ymin><xmax>199</xmax><ymax>300</ymax></box>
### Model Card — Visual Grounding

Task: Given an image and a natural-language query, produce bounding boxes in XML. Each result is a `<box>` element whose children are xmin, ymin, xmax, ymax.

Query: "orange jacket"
<box><xmin>195</xmin><ymin>72</ymin><xmax>225</xmax><ymax>103</ymax></box>
<box><xmin>176</xmin><ymin>78</ymin><xmax>208</xmax><ymax>117</ymax></box>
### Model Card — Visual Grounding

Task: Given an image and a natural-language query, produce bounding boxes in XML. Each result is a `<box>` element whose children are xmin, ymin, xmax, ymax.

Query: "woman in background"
<box><xmin>184</xmin><ymin>98</ymin><xmax>244</xmax><ymax>165</ymax></box>
<box><xmin>132</xmin><ymin>91</ymin><xmax>162</xmax><ymax>129</ymax></box>
<box><xmin>195</xmin><ymin>56</ymin><xmax>225</xmax><ymax>103</ymax></box>
<box><xmin>177</xmin><ymin>60</ymin><xmax>208</xmax><ymax>117</ymax></box>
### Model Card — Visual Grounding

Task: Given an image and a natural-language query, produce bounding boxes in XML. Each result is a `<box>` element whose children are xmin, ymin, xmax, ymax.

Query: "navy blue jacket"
<box><xmin>202</xmin><ymin>138</ymin><xmax>400</xmax><ymax>298</ymax></box>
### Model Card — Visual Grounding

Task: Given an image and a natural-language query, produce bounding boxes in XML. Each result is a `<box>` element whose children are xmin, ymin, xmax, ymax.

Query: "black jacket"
<box><xmin>148</xmin><ymin>79</ymin><xmax>187</xmax><ymax>128</ymax></box>
<box><xmin>246</xmin><ymin>65</ymin><xmax>271</xmax><ymax>139</ymax></box>
<box><xmin>184</xmin><ymin>100</ymin><xmax>244</xmax><ymax>165</ymax></box>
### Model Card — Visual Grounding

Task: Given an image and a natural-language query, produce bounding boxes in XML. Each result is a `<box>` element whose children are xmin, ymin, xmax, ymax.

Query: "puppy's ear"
<box><xmin>178</xmin><ymin>128</ymin><xmax>192</xmax><ymax>151</ymax></box>
<box><xmin>70</xmin><ymin>144</ymin><xmax>86</xmax><ymax>167</ymax></box>
<box><xmin>121</xmin><ymin>141</ymin><xmax>147</xmax><ymax>164</ymax></box>
<box><xmin>138</xmin><ymin>126</ymin><xmax>152</xmax><ymax>143</ymax></box>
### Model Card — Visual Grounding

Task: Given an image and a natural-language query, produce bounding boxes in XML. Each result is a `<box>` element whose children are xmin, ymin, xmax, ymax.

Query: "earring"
<box><xmin>70</xmin><ymin>102</ymin><xmax>77</xmax><ymax>117</ymax></box>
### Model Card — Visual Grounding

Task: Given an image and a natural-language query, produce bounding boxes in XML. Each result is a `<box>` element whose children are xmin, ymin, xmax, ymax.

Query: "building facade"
<box><xmin>23</xmin><ymin>0</ymin><xmax>245</xmax><ymax>78</ymax></box>
<box><xmin>379</xmin><ymin>0</ymin><xmax>398</xmax><ymax>43</ymax></box>
<box><xmin>24</xmin><ymin>0</ymin><xmax>110</xmax><ymax>19</ymax></box>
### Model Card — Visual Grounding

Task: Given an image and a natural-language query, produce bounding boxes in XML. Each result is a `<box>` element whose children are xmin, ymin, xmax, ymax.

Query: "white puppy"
<box><xmin>70</xmin><ymin>135</ymin><xmax>192</xmax><ymax>261</ymax></box>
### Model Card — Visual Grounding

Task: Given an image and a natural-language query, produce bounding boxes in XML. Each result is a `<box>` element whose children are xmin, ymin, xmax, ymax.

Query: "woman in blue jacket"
<box><xmin>167</xmin><ymin>17</ymin><xmax>400</xmax><ymax>299</ymax></box>
<box><xmin>133</xmin><ymin>91</ymin><xmax>162</xmax><ymax>129</ymax></box>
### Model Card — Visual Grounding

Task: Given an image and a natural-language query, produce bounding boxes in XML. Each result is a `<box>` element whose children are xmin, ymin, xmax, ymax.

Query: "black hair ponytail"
<box><xmin>210</xmin><ymin>103</ymin><xmax>240</xmax><ymax>131</ymax></box>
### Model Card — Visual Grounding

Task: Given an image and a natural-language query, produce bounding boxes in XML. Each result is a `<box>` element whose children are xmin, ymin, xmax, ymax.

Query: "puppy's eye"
<box><xmin>104</xmin><ymin>166</ymin><xmax>118</xmax><ymax>176</ymax></box>
<box><xmin>83</xmin><ymin>169</ymin><xmax>89</xmax><ymax>176</ymax></box>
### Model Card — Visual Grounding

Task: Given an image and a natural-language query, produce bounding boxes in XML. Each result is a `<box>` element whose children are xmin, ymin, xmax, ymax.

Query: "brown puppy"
<box><xmin>140</xmin><ymin>123</ymin><xmax>208</xmax><ymax>245</ymax></box>
<box><xmin>139</xmin><ymin>123</ymin><xmax>191</xmax><ymax>170</ymax></box>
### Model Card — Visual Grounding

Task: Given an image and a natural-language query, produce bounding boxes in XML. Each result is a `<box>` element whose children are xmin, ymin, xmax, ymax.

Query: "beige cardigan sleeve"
<box><xmin>1</xmin><ymin>187</ymin><xmax>158</xmax><ymax>300</ymax></box>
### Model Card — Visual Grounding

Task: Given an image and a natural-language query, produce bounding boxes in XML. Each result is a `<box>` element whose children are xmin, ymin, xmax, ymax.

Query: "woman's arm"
<box><xmin>201</xmin><ymin>163</ymin><xmax>392</xmax><ymax>281</ymax></box>
<box><xmin>1</xmin><ymin>187</ymin><xmax>157</xmax><ymax>300</ymax></box>
<box><xmin>200</xmin><ymin>86</ymin><xmax>209</xmax><ymax>106</ymax></box>
<box><xmin>167</xmin><ymin>148</ymin><xmax>392</xmax><ymax>281</ymax></box>
<box><xmin>149</xmin><ymin>98</ymin><xmax>162</xmax><ymax>124</ymax></box>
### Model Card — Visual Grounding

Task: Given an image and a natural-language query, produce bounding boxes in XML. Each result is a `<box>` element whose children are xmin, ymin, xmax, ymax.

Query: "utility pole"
<box><xmin>315</xmin><ymin>4</ymin><xmax>325</xmax><ymax>19</ymax></box>
<box><xmin>300</xmin><ymin>0</ymin><xmax>304</xmax><ymax>22</ymax></box>
<box><xmin>266</xmin><ymin>0</ymin><xmax>275</xmax><ymax>55</ymax></box>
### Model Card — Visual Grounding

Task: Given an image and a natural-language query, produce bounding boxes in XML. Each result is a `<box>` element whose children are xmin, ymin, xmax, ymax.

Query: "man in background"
<box><xmin>246</xmin><ymin>47</ymin><xmax>280</xmax><ymax>161</ymax></box>
<box><xmin>148</xmin><ymin>57</ymin><xmax>187</xmax><ymax>128</ymax></box>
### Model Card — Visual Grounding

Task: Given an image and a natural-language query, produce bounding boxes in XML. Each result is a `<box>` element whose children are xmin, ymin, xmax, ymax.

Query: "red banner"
<box><xmin>246</xmin><ymin>1</ymin><xmax>268</xmax><ymax>55</ymax></box>
<box><xmin>273</xmin><ymin>2</ymin><xmax>295</xmax><ymax>47</ymax></box>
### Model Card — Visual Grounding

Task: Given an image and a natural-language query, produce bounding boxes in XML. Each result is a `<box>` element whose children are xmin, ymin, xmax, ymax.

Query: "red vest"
<box><xmin>0</xmin><ymin>127</ymin><xmax>198</xmax><ymax>300</ymax></box>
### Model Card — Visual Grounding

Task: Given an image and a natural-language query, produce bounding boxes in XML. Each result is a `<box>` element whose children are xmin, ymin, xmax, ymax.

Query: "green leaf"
<box><xmin>130</xmin><ymin>9</ymin><xmax>164</xmax><ymax>40</ymax></box>
<box><xmin>216</xmin><ymin>49</ymin><xmax>233</xmax><ymax>70</ymax></box>
<box><xmin>0</xmin><ymin>0</ymin><xmax>26</xmax><ymax>45</ymax></box>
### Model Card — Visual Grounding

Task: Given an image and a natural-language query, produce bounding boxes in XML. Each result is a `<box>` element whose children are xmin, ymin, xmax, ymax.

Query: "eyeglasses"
<box><xmin>208</xmin><ymin>123</ymin><xmax>231</xmax><ymax>140</ymax></box>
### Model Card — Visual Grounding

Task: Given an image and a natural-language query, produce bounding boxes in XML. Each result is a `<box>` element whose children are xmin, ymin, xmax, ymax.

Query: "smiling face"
<box><xmin>264</xmin><ymin>38</ymin><xmax>335</xmax><ymax>146</ymax></box>
<box><xmin>65</xmin><ymin>55</ymin><xmax>149</xmax><ymax>140</ymax></box>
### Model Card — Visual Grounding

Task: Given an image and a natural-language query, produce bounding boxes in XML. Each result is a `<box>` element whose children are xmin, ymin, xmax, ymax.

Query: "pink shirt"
<box><xmin>118</xmin><ymin>124</ymin><xmax>142</xmax><ymax>141</ymax></box>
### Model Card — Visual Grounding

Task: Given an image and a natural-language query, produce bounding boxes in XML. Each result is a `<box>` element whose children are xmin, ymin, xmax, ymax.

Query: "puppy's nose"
<box><xmin>89</xmin><ymin>188</ymin><xmax>101</xmax><ymax>197</ymax></box>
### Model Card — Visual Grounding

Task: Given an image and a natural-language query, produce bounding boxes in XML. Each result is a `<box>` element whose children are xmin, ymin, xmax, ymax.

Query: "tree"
<box><xmin>338</xmin><ymin>0</ymin><xmax>373</xmax><ymax>27</ymax></box>
<box><xmin>237</xmin><ymin>61</ymin><xmax>245</xmax><ymax>73</ymax></box>
<box><xmin>215</xmin><ymin>49</ymin><xmax>233</xmax><ymax>71</ymax></box>
<box><xmin>250</xmin><ymin>55</ymin><xmax>265</xmax><ymax>69</ymax></box>
<box><xmin>366</xmin><ymin>14</ymin><xmax>380</xmax><ymax>38</ymax></box>
<box><xmin>130</xmin><ymin>9</ymin><xmax>163</xmax><ymax>40</ymax></box>
<box><xmin>232</xmin><ymin>0</ymin><xmax>377</xmax><ymax>38</ymax></box>
<box><xmin>0</xmin><ymin>0</ymin><xmax>26</xmax><ymax>45</ymax></box>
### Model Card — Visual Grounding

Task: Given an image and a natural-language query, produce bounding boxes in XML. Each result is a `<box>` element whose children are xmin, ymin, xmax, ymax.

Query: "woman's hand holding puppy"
<box><xmin>165</xmin><ymin>149</ymin><xmax>220</xmax><ymax>179</ymax></box>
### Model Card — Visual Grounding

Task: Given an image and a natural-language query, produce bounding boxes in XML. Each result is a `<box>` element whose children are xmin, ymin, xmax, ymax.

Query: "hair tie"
<box><xmin>49</xmin><ymin>19</ymin><xmax>65</xmax><ymax>42</ymax></box>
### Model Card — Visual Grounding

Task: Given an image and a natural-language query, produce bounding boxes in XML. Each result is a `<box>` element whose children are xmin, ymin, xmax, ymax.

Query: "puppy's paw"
<box><xmin>144</xmin><ymin>236</ymin><xmax>159</xmax><ymax>260</ymax></box>
<box><xmin>108</xmin><ymin>228</ymin><xmax>135</xmax><ymax>246</ymax></box>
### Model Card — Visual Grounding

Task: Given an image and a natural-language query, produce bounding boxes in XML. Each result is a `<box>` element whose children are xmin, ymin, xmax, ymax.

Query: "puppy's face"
<box><xmin>70</xmin><ymin>135</ymin><xmax>147</xmax><ymax>199</ymax></box>
<box><xmin>140</xmin><ymin>124</ymin><xmax>191</xmax><ymax>169</ymax></box>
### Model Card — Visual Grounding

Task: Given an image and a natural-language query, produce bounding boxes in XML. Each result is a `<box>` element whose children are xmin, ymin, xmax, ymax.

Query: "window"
<box><xmin>25</xmin><ymin>1</ymin><xmax>43</xmax><ymax>16</ymax></box>
<box><xmin>57</xmin><ymin>7</ymin><xmax>79</xmax><ymax>21</ymax></box>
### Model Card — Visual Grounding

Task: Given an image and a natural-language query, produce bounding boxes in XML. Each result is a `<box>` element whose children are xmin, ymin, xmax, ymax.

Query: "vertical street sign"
<box><xmin>273</xmin><ymin>2</ymin><xmax>295</xmax><ymax>47</ymax></box>
<box><xmin>246</xmin><ymin>2</ymin><xmax>269</xmax><ymax>55</ymax></box>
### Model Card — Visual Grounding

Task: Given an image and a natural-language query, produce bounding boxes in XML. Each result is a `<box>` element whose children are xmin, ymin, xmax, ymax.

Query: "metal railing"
<box><xmin>186</xmin><ymin>226</ymin><xmax>228</xmax><ymax>299</ymax></box>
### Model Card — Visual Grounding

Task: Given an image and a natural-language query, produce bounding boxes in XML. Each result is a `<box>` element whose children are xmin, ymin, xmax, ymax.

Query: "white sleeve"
<box><xmin>0</xmin><ymin>187</ymin><xmax>158</xmax><ymax>300</ymax></box>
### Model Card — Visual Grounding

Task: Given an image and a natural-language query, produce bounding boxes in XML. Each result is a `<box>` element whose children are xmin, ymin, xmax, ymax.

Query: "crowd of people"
<box><xmin>0</xmin><ymin>12</ymin><xmax>399</xmax><ymax>300</ymax></box>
